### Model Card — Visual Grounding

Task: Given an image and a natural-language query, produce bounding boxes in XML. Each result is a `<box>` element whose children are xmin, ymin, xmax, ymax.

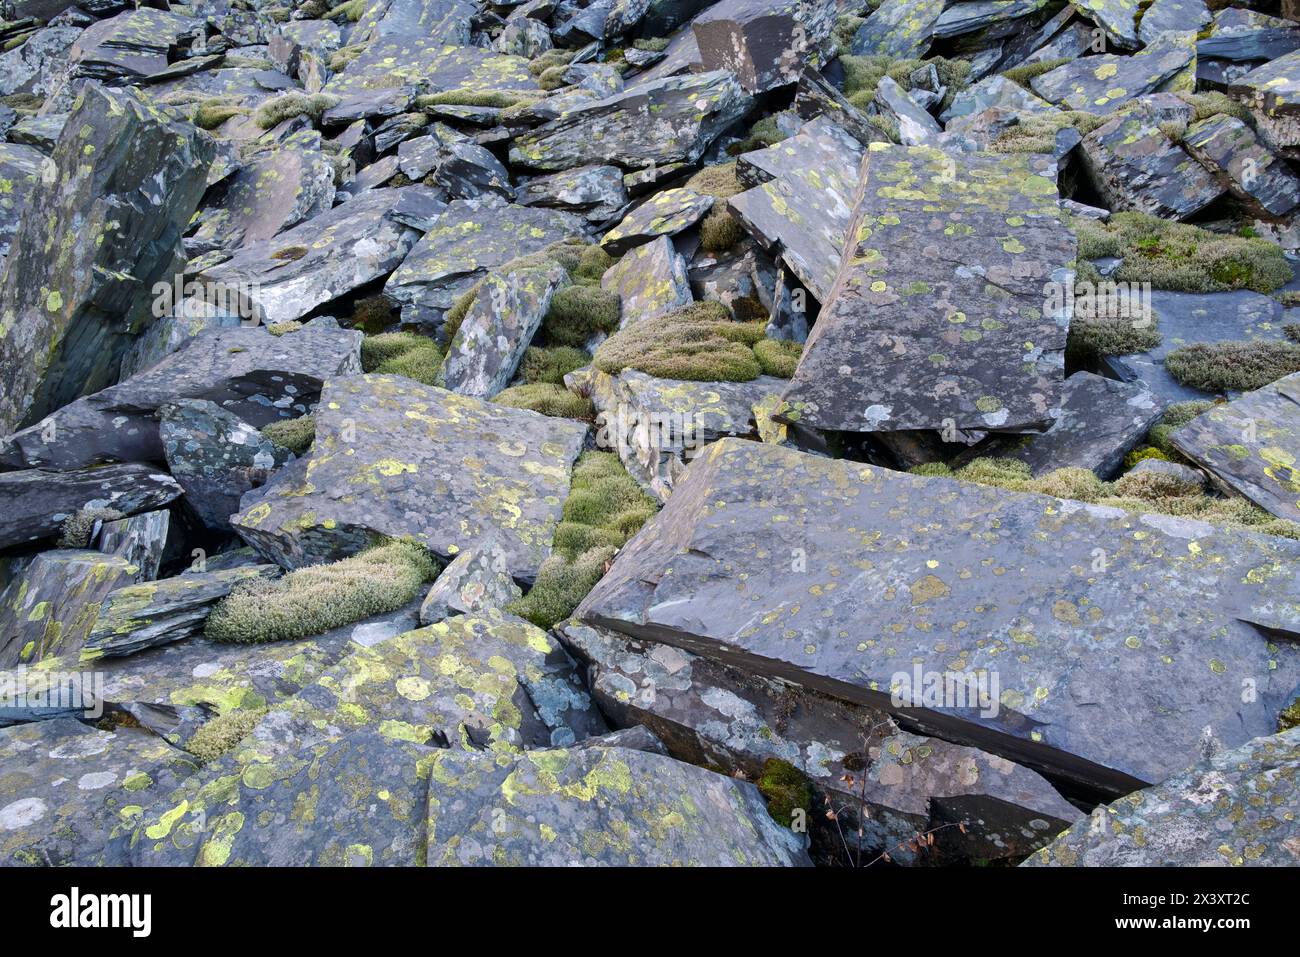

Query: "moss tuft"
<box><xmin>1000</xmin><ymin>57</ymin><xmax>1071</xmax><ymax>88</ymax></box>
<box><xmin>360</xmin><ymin>331</ymin><xmax>443</xmax><ymax>385</ymax></box>
<box><xmin>841</xmin><ymin>54</ymin><xmax>971</xmax><ymax>113</ymax></box>
<box><xmin>757</xmin><ymin>758</ymin><xmax>813</xmax><ymax>829</ymax></box>
<box><xmin>58</xmin><ymin>508</ymin><xmax>124</xmax><ymax>548</ymax></box>
<box><xmin>573</xmin><ymin>245</ymin><xmax>614</xmax><ymax>284</ymax></box>
<box><xmin>1164</xmin><ymin>340</ymin><xmax>1300</xmax><ymax>393</ymax></box>
<box><xmin>265</xmin><ymin>320</ymin><xmax>303</xmax><ymax>336</ymax></box>
<box><xmin>594</xmin><ymin>301</ymin><xmax>767</xmax><ymax>381</ymax></box>
<box><xmin>187</xmin><ymin>707</ymin><xmax>268</xmax><ymax>764</ymax></box>
<box><xmin>261</xmin><ymin>414</ymin><xmax>316</xmax><ymax>455</ymax></box>
<box><xmin>254</xmin><ymin>92</ymin><xmax>340</xmax><ymax>129</ymax></box>
<box><xmin>753</xmin><ymin>338</ymin><xmax>802</xmax><ymax>378</ymax></box>
<box><xmin>350</xmin><ymin>294</ymin><xmax>396</xmax><ymax>334</ymax></box>
<box><xmin>518</xmin><ymin>345</ymin><xmax>590</xmax><ymax>384</ymax></box>
<box><xmin>1281</xmin><ymin>700</ymin><xmax>1300</xmax><ymax>732</ymax></box>
<box><xmin>492</xmin><ymin>383</ymin><xmax>594</xmax><ymax>419</ymax></box>
<box><xmin>1148</xmin><ymin>400</ymin><xmax>1215</xmax><ymax>456</ymax></box>
<box><xmin>323</xmin><ymin>0</ymin><xmax>364</xmax><ymax>19</ymax></box>
<box><xmin>194</xmin><ymin>102</ymin><xmax>246</xmax><ymax>130</ymax></box>
<box><xmin>1123</xmin><ymin>445</ymin><xmax>1170</xmax><ymax>469</ymax></box>
<box><xmin>541</xmin><ymin>285</ymin><xmax>622</xmax><ymax>347</ymax></box>
<box><xmin>206</xmin><ymin>540</ymin><xmax>438</xmax><ymax>643</ymax></box>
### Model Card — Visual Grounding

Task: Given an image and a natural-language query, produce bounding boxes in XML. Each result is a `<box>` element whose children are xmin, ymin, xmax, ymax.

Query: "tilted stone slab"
<box><xmin>0</xmin><ymin>718</ymin><xmax>198</xmax><ymax>866</ymax></box>
<box><xmin>0</xmin><ymin>142</ymin><xmax>41</xmax><ymax>261</ymax></box>
<box><xmin>971</xmin><ymin>371</ymin><xmax>1164</xmax><ymax>478</ymax></box>
<box><xmin>0</xmin><ymin>324</ymin><xmax>362</xmax><ymax>470</ymax></box>
<box><xmin>600</xmin><ymin>187</ymin><xmax>713</xmax><ymax>254</ymax></box>
<box><xmin>1169</xmin><ymin>372</ymin><xmax>1300</xmax><ymax>522</ymax></box>
<box><xmin>199</xmin><ymin>186</ymin><xmax>443</xmax><ymax>326</ymax></box>
<box><xmin>1199</xmin><ymin>8</ymin><xmax>1300</xmax><ymax>63</ymax></box>
<box><xmin>559</xmin><ymin>620</ymin><xmax>1082</xmax><ymax>865</ymax></box>
<box><xmin>1139</xmin><ymin>0</ymin><xmax>1211</xmax><ymax>47</ymax></box>
<box><xmin>1024</xmin><ymin>728</ymin><xmax>1300</xmax><ymax>866</ymax></box>
<box><xmin>425</xmin><ymin>742</ymin><xmax>811</xmax><ymax>865</ymax></box>
<box><xmin>232</xmin><ymin>374</ymin><xmax>588</xmax><ymax>582</ymax></box>
<box><xmin>777</xmin><ymin>145</ymin><xmax>1074</xmax><ymax>435</ymax></box>
<box><xmin>351</xmin><ymin>0</ymin><xmax>477</xmax><ymax>45</ymax></box>
<box><xmin>418</xmin><ymin>546</ymin><xmax>522</xmax><ymax>625</ymax></box>
<box><xmin>849</xmin><ymin>0</ymin><xmax>944</xmax><ymax>58</ymax></box>
<box><xmin>1031</xmin><ymin>32</ymin><xmax>1195</xmax><ymax>113</ymax></box>
<box><xmin>1183</xmin><ymin>113</ymin><xmax>1300</xmax><ymax>217</ymax></box>
<box><xmin>1069</xmin><ymin>0</ymin><xmax>1139</xmax><ymax>49</ymax></box>
<box><xmin>0</xmin><ymin>464</ymin><xmax>182</xmax><ymax>551</ymax></box>
<box><xmin>98</xmin><ymin>510</ymin><xmax>170</xmax><ymax>582</ymax></box>
<box><xmin>691</xmin><ymin>0</ymin><xmax>838</xmax><ymax>93</ymax></box>
<box><xmin>516</xmin><ymin>164</ymin><xmax>628</xmax><ymax>222</ymax></box>
<box><xmin>0</xmin><ymin>551</ymin><xmax>139</xmax><ymax>668</ymax></box>
<box><xmin>577</xmin><ymin>438</ymin><xmax>1300</xmax><ymax>799</ymax></box>
<box><xmin>509</xmin><ymin>71</ymin><xmax>751</xmax><ymax>171</ymax></box>
<box><xmin>1228</xmin><ymin>49</ymin><xmax>1300</xmax><ymax>155</ymax></box>
<box><xmin>601</xmin><ymin>235</ymin><xmax>693</xmax><ymax>326</ymax></box>
<box><xmin>728</xmin><ymin>116</ymin><xmax>864</xmax><ymax>302</ymax></box>
<box><xmin>0</xmin><ymin>85</ymin><xmax>212</xmax><ymax>436</ymax></box>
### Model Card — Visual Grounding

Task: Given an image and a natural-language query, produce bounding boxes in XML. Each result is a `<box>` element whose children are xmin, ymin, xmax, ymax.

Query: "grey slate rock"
<box><xmin>430</xmin><ymin>140</ymin><xmax>515</xmax><ymax>201</ymax></box>
<box><xmin>1031</xmin><ymin>32</ymin><xmax>1196</xmax><ymax>113</ymax></box>
<box><xmin>1198</xmin><ymin>8</ymin><xmax>1300</xmax><ymax>63</ymax></box>
<box><xmin>516</xmin><ymin>164</ymin><xmax>628</xmax><ymax>222</ymax></box>
<box><xmin>850</xmin><ymin>0</ymin><xmax>944</xmax><ymax>58</ymax></box>
<box><xmin>777</xmin><ymin>145</ymin><xmax>1074</xmax><ymax>435</ymax></box>
<box><xmin>0</xmin><ymin>85</ymin><xmax>213</xmax><ymax>436</ymax></box>
<box><xmin>932</xmin><ymin>0</ymin><xmax>1052</xmax><ymax>40</ymax></box>
<box><xmin>691</xmin><ymin>0</ymin><xmax>838</xmax><ymax>93</ymax></box>
<box><xmin>1183</xmin><ymin>113</ymin><xmax>1300</xmax><ymax>217</ymax></box>
<box><xmin>0</xmin><ymin>25</ymin><xmax>80</xmax><ymax>97</ymax></box>
<box><xmin>874</xmin><ymin>75</ymin><xmax>942</xmax><ymax>146</ymax></box>
<box><xmin>97</xmin><ymin>509</ymin><xmax>170</xmax><ymax>582</ymax></box>
<box><xmin>1024</xmin><ymin>728</ymin><xmax>1300</xmax><ymax>866</ymax></box>
<box><xmin>1231</xmin><ymin>49</ymin><xmax>1300</xmax><ymax>156</ymax></box>
<box><xmin>1139</xmin><ymin>0</ymin><xmax>1211</xmax><ymax>46</ymax></box>
<box><xmin>601</xmin><ymin>187</ymin><xmax>713</xmax><ymax>254</ymax></box>
<box><xmin>117</xmin><ymin>298</ymin><xmax>245</xmax><ymax>380</ymax></box>
<box><xmin>418</xmin><ymin>546</ymin><xmax>523</xmax><ymax>625</ymax></box>
<box><xmin>577</xmin><ymin>437</ymin><xmax>1300</xmax><ymax>799</ymax></box>
<box><xmin>1071</xmin><ymin>0</ymin><xmax>1139</xmax><ymax>49</ymax></box>
<box><xmin>231</xmin><ymin>374</ymin><xmax>588</xmax><ymax>582</ymax></box>
<box><xmin>0</xmin><ymin>142</ymin><xmax>42</xmax><ymax>261</ymax></box>
<box><xmin>0</xmin><ymin>465</ymin><xmax>182</xmax><ymax>551</ymax></box>
<box><xmin>601</xmin><ymin>235</ymin><xmax>693</xmax><ymax>326</ymax></box>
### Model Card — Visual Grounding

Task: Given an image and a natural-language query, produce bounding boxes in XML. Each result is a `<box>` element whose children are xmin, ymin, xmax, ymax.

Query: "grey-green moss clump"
<box><xmin>254</xmin><ymin>92</ymin><xmax>340</xmax><ymax>129</ymax></box>
<box><xmin>687</xmin><ymin>161</ymin><xmax>747</xmax><ymax>251</ymax></box>
<box><xmin>58</xmin><ymin>508</ymin><xmax>124</xmax><ymax>548</ymax></box>
<box><xmin>753</xmin><ymin>338</ymin><xmax>803</xmax><ymax>378</ymax></box>
<box><xmin>757</xmin><ymin>758</ymin><xmax>813</xmax><ymax>829</ymax></box>
<box><xmin>840</xmin><ymin>54</ymin><xmax>971</xmax><ymax>114</ymax></box>
<box><xmin>508</xmin><ymin>452</ymin><xmax>657</xmax><ymax>629</ymax></box>
<box><xmin>990</xmin><ymin>110</ymin><xmax>1110</xmax><ymax>154</ymax></box>
<box><xmin>187</xmin><ymin>707</ymin><xmax>268</xmax><ymax>764</ymax></box>
<box><xmin>261</xmin><ymin>414</ymin><xmax>316</xmax><ymax>455</ymax></box>
<box><xmin>493</xmin><ymin>383</ymin><xmax>594</xmax><ymax>420</ymax></box>
<box><xmin>360</xmin><ymin>331</ymin><xmax>444</xmax><ymax>386</ymax></box>
<box><xmin>1073</xmin><ymin>212</ymin><xmax>1293</xmax><ymax>294</ymax></box>
<box><xmin>1281</xmin><ymin>700</ymin><xmax>1300</xmax><ymax>732</ymax></box>
<box><xmin>914</xmin><ymin>457</ymin><xmax>1300</xmax><ymax>540</ymax></box>
<box><xmin>726</xmin><ymin>112</ymin><xmax>793</xmax><ymax>156</ymax></box>
<box><xmin>999</xmin><ymin>57</ymin><xmax>1071</xmax><ymax>89</ymax></box>
<box><xmin>594</xmin><ymin>301</ymin><xmax>768</xmax><ymax>381</ymax></box>
<box><xmin>541</xmin><ymin>285</ymin><xmax>621</xmax><ymax>347</ymax></box>
<box><xmin>206</xmin><ymin>539</ymin><xmax>439</xmax><ymax>643</ymax></box>
<box><xmin>519</xmin><ymin>345</ymin><xmax>589</xmax><ymax>384</ymax></box>
<box><xmin>1164</xmin><ymin>340</ymin><xmax>1300</xmax><ymax>393</ymax></box>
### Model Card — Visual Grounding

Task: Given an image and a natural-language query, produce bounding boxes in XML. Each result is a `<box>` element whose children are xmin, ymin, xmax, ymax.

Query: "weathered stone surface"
<box><xmin>0</xmin><ymin>718</ymin><xmax>198</xmax><ymax>866</ymax></box>
<box><xmin>778</xmin><ymin>145</ymin><xmax>1074</xmax><ymax>435</ymax></box>
<box><xmin>691</xmin><ymin>0</ymin><xmax>837</xmax><ymax>93</ymax></box>
<box><xmin>973</xmin><ymin>372</ymin><xmax>1164</xmax><ymax>478</ymax></box>
<box><xmin>1031</xmin><ymin>32</ymin><xmax>1195</xmax><ymax>113</ymax></box>
<box><xmin>0</xmin><ymin>25</ymin><xmax>80</xmax><ymax>98</ymax></box>
<box><xmin>560</xmin><ymin>620</ymin><xmax>1082</xmax><ymax>865</ymax></box>
<box><xmin>200</xmin><ymin>186</ymin><xmax>443</xmax><ymax>326</ymax></box>
<box><xmin>578</xmin><ymin>438</ymin><xmax>1300</xmax><ymax>798</ymax></box>
<box><xmin>442</xmin><ymin>262</ymin><xmax>571</xmax><ymax>398</ymax></box>
<box><xmin>873</xmin><ymin>75</ymin><xmax>942</xmax><ymax>146</ymax></box>
<box><xmin>0</xmin><ymin>324</ymin><xmax>362</xmax><ymax>470</ymax></box>
<box><xmin>0</xmin><ymin>85</ymin><xmax>212</xmax><ymax>436</ymax></box>
<box><xmin>1025</xmin><ymin>728</ymin><xmax>1300</xmax><ymax>866</ymax></box>
<box><xmin>385</xmin><ymin>197</ymin><xmax>585</xmax><ymax>325</ymax></box>
<box><xmin>932</xmin><ymin>0</ymin><xmax>1051</xmax><ymax>39</ymax></box>
<box><xmin>792</xmin><ymin>68</ymin><xmax>891</xmax><ymax>148</ymax></box>
<box><xmin>1198</xmin><ymin>8</ymin><xmax>1300</xmax><ymax>63</ymax></box>
<box><xmin>1183</xmin><ymin>113</ymin><xmax>1300</xmax><ymax>216</ymax></box>
<box><xmin>352</xmin><ymin>0</ymin><xmax>477</xmax><ymax>45</ymax></box>
<box><xmin>509</xmin><ymin>71</ymin><xmax>752</xmax><ymax>171</ymax></box>
<box><xmin>1169</xmin><ymin>372</ymin><xmax>1300</xmax><ymax>522</ymax></box>
<box><xmin>0</xmin><ymin>465</ymin><xmax>182</xmax><ymax>551</ymax></box>
<box><xmin>1100</xmin><ymin>289</ymin><xmax>1294</xmax><ymax>405</ymax></box>
<box><xmin>97</xmin><ymin>509</ymin><xmax>170</xmax><ymax>582</ymax></box>
<box><xmin>118</xmin><ymin>299</ymin><xmax>245</xmax><ymax>380</ymax></box>
<box><xmin>1080</xmin><ymin>109</ymin><xmax>1227</xmax><ymax>220</ymax></box>
<box><xmin>83</xmin><ymin>565</ymin><xmax>281</xmax><ymax>662</ymax></box>
<box><xmin>728</xmin><ymin>115</ymin><xmax>864</xmax><ymax>302</ymax></box>
<box><xmin>232</xmin><ymin>375</ymin><xmax>588</xmax><ymax>582</ymax></box>
<box><xmin>1070</xmin><ymin>0</ymin><xmax>1139</xmax><ymax>49</ymax></box>
<box><xmin>418</xmin><ymin>546</ymin><xmax>522</xmax><ymax>624</ymax></box>
<box><xmin>0</xmin><ymin>142</ymin><xmax>41</xmax><ymax>262</ymax></box>
<box><xmin>517</xmin><ymin>164</ymin><xmax>628</xmax><ymax>222</ymax></box>
<box><xmin>939</xmin><ymin>75</ymin><xmax>1055</xmax><ymax>124</ymax></box>
<box><xmin>1139</xmin><ymin>0</ymin><xmax>1211</xmax><ymax>46</ymax></box>
<box><xmin>431</xmin><ymin>140</ymin><xmax>514</xmax><ymax>201</ymax></box>
<box><xmin>1231</xmin><ymin>49</ymin><xmax>1300</xmax><ymax>155</ymax></box>
<box><xmin>850</xmin><ymin>0</ymin><xmax>944</xmax><ymax>58</ymax></box>
<box><xmin>0</xmin><ymin>551</ymin><xmax>138</xmax><ymax>668</ymax></box>
<box><xmin>160</xmin><ymin>399</ymin><xmax>293</xmax><ymax>531</ymax></box>
<box><xmin>60</xmin><ymin>9</ymin><xmax>201</xmax><ymax>84</ymax></box>
<box><xmin>601</xmin><ymin>187</ymin><xmax>713</xmax><ymax>254</ymax></box>
<box><xmin>601</xmin><ymin>235</ymin><xmax>693</xmax><ymax>326</ymax></box>
<box><xmin>426</xmin><ymin>742</ymin><xmax>811</xmax><ymax>865</ymax></box>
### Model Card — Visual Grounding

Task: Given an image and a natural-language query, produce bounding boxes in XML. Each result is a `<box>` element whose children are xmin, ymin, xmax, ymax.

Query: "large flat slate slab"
<box><xmin>777</xmin><ymin>144</ymin><xmax>1075</xmax><ymax>435</ymax></box>
<box><xmin>577</xmin><ymin>438</ymin><xmax>1300</xmax><ymax>799</ymax></box>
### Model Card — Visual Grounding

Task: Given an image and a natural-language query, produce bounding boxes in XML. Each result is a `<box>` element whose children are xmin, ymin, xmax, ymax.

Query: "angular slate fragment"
<box><xmin>418</xmin><ymin>546</ymin><xmax>522</xmax><ymax>625</ymax></box>
<box><xmin>873</xmin><ymin>75</ymin><xmax>942</xmax><ymax>146</ymax></box>
<box><xmin>691</xmin><ymin>0</ymin><xmax>838</xmax><ymax>93</ymax></box>
<box><xmin>1169</xmin><ymin>372</ymin><xmax>1300</xmax><ymax>522</ymax></box>
<box><xmin>1183</xmin><ymin>113</ymin><xmax>1300</xmax><ymax>216</ymax></box>
<box><xmin>0</xmin><ymin>718</ymin><xmax>198</xmax><ymax>866</ymax></box>
<box><xmin>1080</xmin><ymin>108</ymin><xmax>1225</xmax><ymax>219</ymax></box>
<box><xmin>728</xmin><ymin>116</ymin><xmax>865</xmax><ymax>301</ymax></box>
<box><xmin>351</xmin><ymin>0</ymin><xmax>477</xmax><ymax>44</ymax></box>
<box><xmin>509</xmin><ymin>71</ymin><xmax>751</xmax><ymax>171</ymax></box>
<box><xmin>1231</xmin><ymin>49</ymin><xmax>1300</xmax><ymax>155</ymax></box>
<box><xmin>97</xmin><ymin>510</ymin><xmax>170</xmax><ymax>583</ymax></box>
<box><xmin>792</xmin><ymin>69</ymin><xmax>891</xmax><ymax>148</ymax></box>
<box><xmin>601</xmin><ymin>187</ymin><xmax>713</xmax><ymax>254</ymax></box>
<box><xmin>0</xmin><ymin>324</ymin><xmax>362</xmax><ymax>470</ymax></box>
<box><xmin>778</xmin><ymin>144</ymin><xmax>1074</xmax><ymax>435</ymax></box>
<box><xmin>426</xmin><ymin>743</ymin><xmax>811</xmax><ymax>865</ymax></box>
<box><xmin>601</xmin><ymin>235</ymin><xmax>693</xmax><ymax>326</ymax></box>
<box><xmin>850</xmin><ymin>0</ymin><xmax>944</xmax><ymax>58</ymax></box>
<box><xmin>1031</xmin><ymin>32</ymin><xmax>1195</xmax><ymax>113</ymax></box>
<box><xmin>1069</xmin><ymin>0</ymin><xmax>1139</xmax><ymax>49</ymax></box>
<box><xmin>81</xmin><ymin>565</ymin><xmax>280</xmax><ymax>662</ymax></box>
<box><xmin>939</xmin><ymin>75</ymin><xmax>1055</xmax><ymax>124</ymax></box>
<box><xmin>200</xmin><ymin>186</ymin><xmax>443</xmax><ymax>326</ymax></box>
<box><xmin>0</xmin><ymin>142</ymin><xmax>41</xmax><ymax>260</ymax></box>
<box><xmin>1198</xmin><ymin>8</ymin><xmax>1300</xmax><ymax>63</ymax></box>
<box><xmin>384</xmin><ymin>197</ymin><xmax>585</xmax><ymax>324</ymax></box>
<box><xmin>0</xmin><ymin>551</ymin><xmax>138</xmax><ymax>668</ymax></box>
<box><xmin>971</xmin><ymin>371</ymin><xmax>1164</xmax><ymax>478</ymax></box>
<box><xmin>118</xmin><ymin>298</ymin><xmax>245</xmax><ymax>380</ymax></box>
<box><xmin>1139</xmin><ymin>0</ymin><xmax>1211</xmax><ymax>46</ymax></box>
<box><xmin>431</xmin><ymin>140</ymin><xmax>514</xmax><ymax>201</ymax></box>
<box><xmin>0</xmin><ymin>85</ymin><xmax>212</xmax><ymax>436</ymax></box>
<box><xmin>442</xmin><ymin>262</ymin><xmax>570</xmax><ymax>399</ymax></box>
<box><xmin>517</xmin><ymin>164</ymin><xmax>628</xmax><ymax>222</ymax></box>
<box><xmin>559</xmin><ymin>620</ymin><xmax>1082</xmax><ymax>865</ymax></box>
<box><xmin>578</xmin><ymin>438</ymin><xmax>1300</xmax><ymax>798</ymax></box>
<box><xmin>232</xmin><ymin>374</ymin><xmax>588</xmax><ymax>582</ymax></box>
<box><xmin>0</xmin><ymin>465</ymin><xmax>182</xmax><ymax>551</ymax></box>
<box><xmin>1024</xmin><ymin>728</ymin><xmax>1300</xmax><ymax>866</ymax></box>
<box><xmin>61</xmin><ymin>8</ymin><xmax>201</xmax><ymax>83</ymax></box>
<box><xmin>0</xmin><ymin>25</ymin><xmax>80</xmax><ymax>98</ymax></box>
<box><xmin>933</xmin><ymin>0</ymin><xmax>1051</xmax><ymax>39</ymax></box>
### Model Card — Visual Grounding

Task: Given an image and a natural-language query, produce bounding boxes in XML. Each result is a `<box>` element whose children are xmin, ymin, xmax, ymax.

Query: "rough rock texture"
<box><xmin>778</xmin><ymin>145</ymin><xmax>1075</xmax><ymax>435</ymax></box>
<box><xmin>0</xmin><ymin>85</ymin><xmax>212</xmax><ymax>436</ymax></box>
<box><xmin>418</xmin><ymin>546</ymin><xmax>522</xmax><ymax>624</ymax></box>
<box><xmin>601</xmin><ymin>187</ymin><xmax>713</xmax><ymax>254</ymax></box>
<box><xmin>578</xmin><ymin>438</ymin><xmax>1300</xmax><ymax>799</ymax></box>
<box><xmin>601</xmin><ymin>235</ymin><xmax>693</xmax><ymax>325</ymax></box>
<box><xmin>232</xmin><ymin>375</ymin><xmax>588</xmax><ymax>581</ymax></box>
<box><xmin>1025</xmin><ymin>728</ymin><xmax>1300</xmax><ymax>866</ymax></box>
<box><xmin>691</xmin><ymin>0</ymin><xmax>837</xmax><ymax>94</ymax></box>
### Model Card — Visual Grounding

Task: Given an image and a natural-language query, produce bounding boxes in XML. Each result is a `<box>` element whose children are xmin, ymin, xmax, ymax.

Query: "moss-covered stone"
<box><xmin>260</xmin><ymin>414</ymin><xmax>315</xmax><ymax>455</ymax></box>
<box><xmin>541</xmin><ymin>285</ymin><xmax>621</xmax><ymax>347</ymax></box>
<box><xmin>757</xmin><ymin>757</ymin><xmax>813</xmax><ymax>828</ymax></box>
<box><xmin>594</xmin><ymin>301</ymin><xmax>767</xmax><ymax>382</ymax></box>
<box><xmin>187</xmin><ymin>706</ymin><xmax>268</xmax><ymax>764</ymax></box>
<box><xmin>254</xmin><ymin>92</ymin><xmax>341</xmax><ymax>129</ymax></box>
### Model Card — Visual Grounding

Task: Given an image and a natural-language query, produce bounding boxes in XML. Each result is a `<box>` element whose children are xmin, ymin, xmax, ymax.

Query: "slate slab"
<box><xmin>601</xmin><ymin>235</ymin><xmax>694</xmax><ymax>325</ymax></box>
